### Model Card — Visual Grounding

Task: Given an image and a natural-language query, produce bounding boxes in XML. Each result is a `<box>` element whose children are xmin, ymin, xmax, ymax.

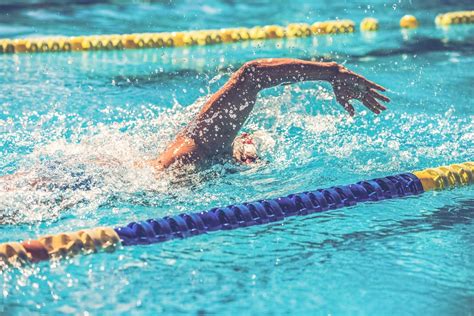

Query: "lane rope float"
<box><xmin>0</xmin><ymin>162</ymin><xmax>472</xmax><ymax>269</ymax></box>
<box><xmin>360</xmin><ymin>18</ymin><xmax>379</xmax><ymax>32</ymax></box>
<box><xmin>0</xmin><ymin>19</ymin><xmax>355</xmax><ymax>54</ymax></box>
<box><xmin>400</xmin><ymin>15</ymin><xmax>419</xmax><ymax>29</ymax></box>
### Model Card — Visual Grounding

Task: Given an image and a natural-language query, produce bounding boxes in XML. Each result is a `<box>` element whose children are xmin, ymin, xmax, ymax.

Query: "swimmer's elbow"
<box><xmin>239</xmin><ymin>61</ymin><xmax>259</xmax><ymax>78</ymax></box>
<box><xmin>153</xmin><ymin>135</ymin><xmax>204</xmax><ymax>170</ymax></box>
<box><xmin>236</xmin><ymin>60</ymin><xmax>268</xmax><ymax>90</ymax></box>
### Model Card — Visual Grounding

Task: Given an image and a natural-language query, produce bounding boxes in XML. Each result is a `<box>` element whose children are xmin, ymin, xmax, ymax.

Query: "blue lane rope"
<box><xmin>4</xmin><ymin>162</ymin><xmax>474</xmax><ymax>268</ymax></box>
<box><xmin>114</xmin><ymin>173</ymin><xmax>424</xmax><ymax>246</ymax></box>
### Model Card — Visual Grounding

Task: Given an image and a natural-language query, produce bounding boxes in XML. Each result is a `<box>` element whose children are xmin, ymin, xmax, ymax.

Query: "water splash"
<box><xmin>1</xmin><ymin>79</ymin><xmax>472</xmax><ymax>224</ymax></box>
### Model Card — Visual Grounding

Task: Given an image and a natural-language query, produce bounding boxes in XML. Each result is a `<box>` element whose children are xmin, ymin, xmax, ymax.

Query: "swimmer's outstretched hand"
<box><xmin>330</xmin><ymin>65</ymin><xmax>390</xmax><ymax>116</ymax></box>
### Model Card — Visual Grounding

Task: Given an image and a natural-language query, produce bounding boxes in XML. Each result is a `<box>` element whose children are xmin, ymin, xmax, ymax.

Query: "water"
<box><xmin>1</xmin><ymin>0</ymin><xmax>473</xmax><ymax>314</ymax></box>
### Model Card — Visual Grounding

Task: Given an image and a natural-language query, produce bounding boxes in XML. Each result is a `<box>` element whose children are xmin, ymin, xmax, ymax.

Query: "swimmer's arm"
<box><xmin>151</xmin><ymin>58</ymin><xmax>390</xmax><ymax>168</ymax></box>
<box><xmin>175</xmin><ymin>59</ymin><xmax>339</xmax><ymax>155</ymax></box>
<box><xmin>149</xmin><ymin>61</ymin><xmax>263</xmax><ymax>168</ymax></box>
<box><xmin>236</xmin><ymin>58</ymin><xmax>390</xmax><ymax>116</ymax></box>
<box><xmin>186</xmin><ymin>58</ymin><xmax>389</xmax><ymax>147</ymax></box>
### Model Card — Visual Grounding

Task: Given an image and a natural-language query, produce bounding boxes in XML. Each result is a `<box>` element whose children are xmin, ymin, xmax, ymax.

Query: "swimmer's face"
<box><xmin>232</xmin><ymin>133</ymin><xmax>258</xmax><ymax>164</ymax></box>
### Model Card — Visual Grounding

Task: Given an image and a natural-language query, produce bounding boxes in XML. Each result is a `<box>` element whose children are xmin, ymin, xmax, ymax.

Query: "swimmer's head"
<box><xmin>232</xmin><ymin>132</ymin><xmax>258</xmax><ymax>164</ymax></box>
<box><xmin>232</xmin><ymin>131</ymin><xmax>276</xmax><ymax>164</ymax></box>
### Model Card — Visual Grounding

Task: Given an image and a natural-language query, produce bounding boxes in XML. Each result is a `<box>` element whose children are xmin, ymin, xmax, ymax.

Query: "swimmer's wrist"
<box><xmin>306</xmin><ymin>61</ymin><xmax>341</xmax><ymax>82</ymax></box>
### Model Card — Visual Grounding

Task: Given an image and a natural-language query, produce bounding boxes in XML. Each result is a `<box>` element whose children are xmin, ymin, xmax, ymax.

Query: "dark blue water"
<box><xmin>0</xmin><ymin>1</ymin><xmax>473</xmax><ymax>315</ymax></box>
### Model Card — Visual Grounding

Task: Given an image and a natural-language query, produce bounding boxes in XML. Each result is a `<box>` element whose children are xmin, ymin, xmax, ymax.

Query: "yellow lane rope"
<box><xmin>0</xmin><ymin>10</ymin><xmax>472</xmax><ymax>54</ymax></box>
<box><xmin>0</xmin><ymin>20</ymin><xmax>354</xmax><ymax>54</ymax></box>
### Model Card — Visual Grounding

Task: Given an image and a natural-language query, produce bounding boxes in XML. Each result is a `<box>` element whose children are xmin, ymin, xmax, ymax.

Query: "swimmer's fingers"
<box><xmin>366</xmin><ymin>95</ymin><xmax>387</xmax><ymax>111</ymax></box>
<box><xmin>369</xmin><ymin>89</ymin><xmax>390</xmax><ymax>103</ymax></box>
<box><xmin>336</xmin><ymin>96</ymin><xmax>355</xmax><ymax>116</ymax></box>
<box><xmin>357</xmin><ymin>76</ymin><xmax>386</xmax><ymax>92</ymax></box>
<box><xmin>361</xmin><ymin>99</ymin><xmax>381</xmax><ymax>114</ymax></box>
<box><xmin>361</xmin><ymin>95</ymin><xmax>386</xmax><ymax>114</ymax></box>
<box><xmin>366</xmin><ymin>80</ymin><xmax>386</xmax><ymax>92</ymax></box>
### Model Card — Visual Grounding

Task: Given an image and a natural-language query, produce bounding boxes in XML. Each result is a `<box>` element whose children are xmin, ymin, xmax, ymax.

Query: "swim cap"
<box><xmin>232</xmin><ymin>132</ymin><xmax>257</xmax><ymax>163</ymax></box>
<box><xmin>232</xmin><ymin>131</ymin><xmax>275</xmax><ymax>164</ymax></box>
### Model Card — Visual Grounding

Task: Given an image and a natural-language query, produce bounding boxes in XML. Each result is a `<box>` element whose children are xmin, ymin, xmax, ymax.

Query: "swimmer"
<box><xmin>148</xmin><ymin>58</ymin><xmax>389</xmax><ymax>169</ymax></box>
<box><xmin>1</xmin><ymin>58</ymin><xmax>389</xmax><ymax>190</ymax></box>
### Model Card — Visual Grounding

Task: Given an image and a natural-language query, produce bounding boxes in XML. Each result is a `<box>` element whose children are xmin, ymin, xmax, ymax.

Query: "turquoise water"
<box><xmin>1</xmin><ymin>0</ymin><xmax>474</xmax><ymax>314</ymax></box>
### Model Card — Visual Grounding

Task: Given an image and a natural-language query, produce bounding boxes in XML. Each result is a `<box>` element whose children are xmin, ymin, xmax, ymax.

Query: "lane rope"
<box><xmin>0</xmin><ymin>19</ymin><xmax>355</xmax><ymax>54</ymax></box>
<box><xmin>0</xmin><ymin>10</ymin><xmax>472</xmax><ymax>55</ymax></box>
<box><xmin>0</xmin><ymin>162</ymin><xmax>472</xmax><ymax>269</ymax></box>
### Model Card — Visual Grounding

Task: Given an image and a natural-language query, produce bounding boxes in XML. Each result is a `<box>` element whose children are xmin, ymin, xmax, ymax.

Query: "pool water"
<box><xmin>1</xmin><ymin>0</ymin><xmax>473</xmax><ymax>314</ymax></box>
